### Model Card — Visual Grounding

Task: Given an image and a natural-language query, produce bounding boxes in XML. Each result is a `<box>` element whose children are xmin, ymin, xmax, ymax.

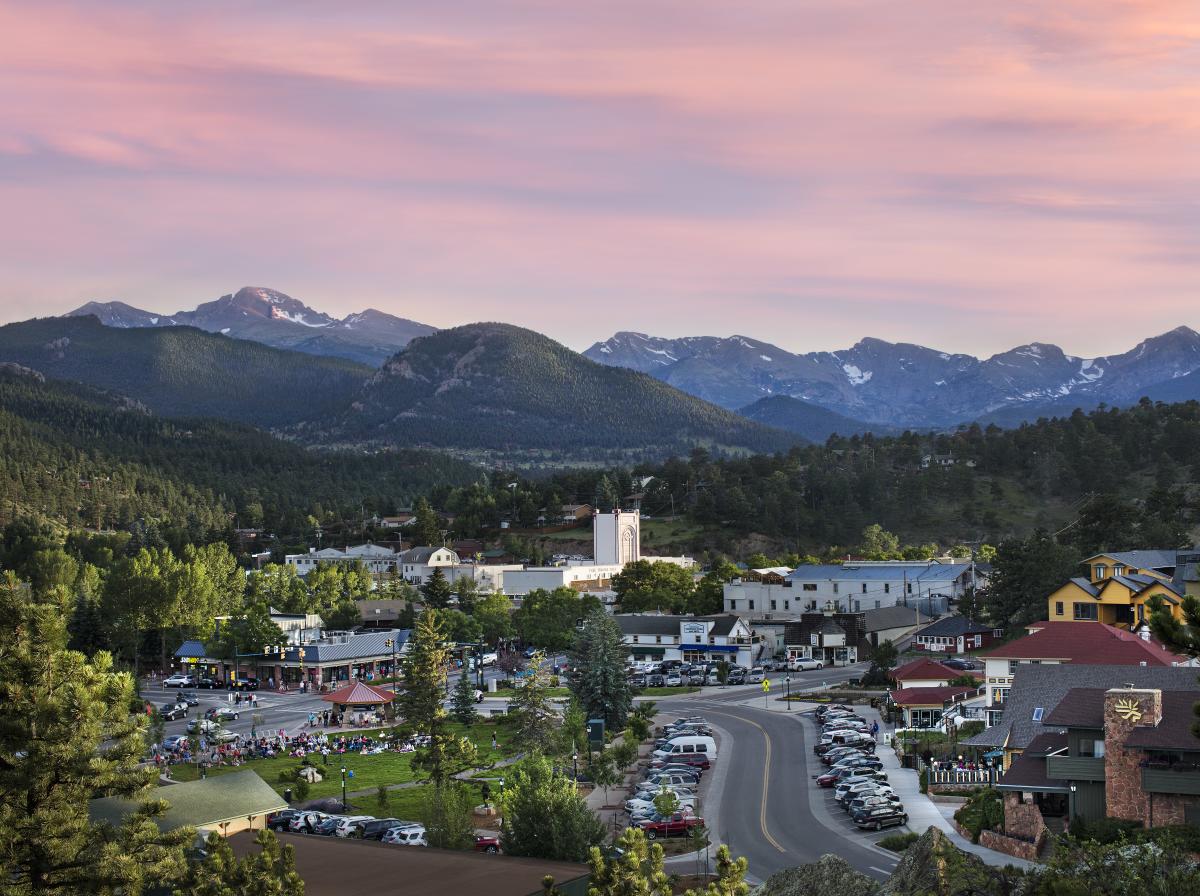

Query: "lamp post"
<box><xmin>785</xmin><ymin>674</ymin><xmax>792</xmax><ymax>710</ymax></box>
<box><xmin>385</xmin><ymin>637</ymin><xmax>396</xmax><ymax>681</ymax></box>
<box><xmin>572</xmin><ymin>751</ymin><xmax>579</xmax><ymax>782</ymax></box>
<box><xmin>342</xmin><ymin>766</ymin><xmax>348</xmax><ymax>810</ymax></box>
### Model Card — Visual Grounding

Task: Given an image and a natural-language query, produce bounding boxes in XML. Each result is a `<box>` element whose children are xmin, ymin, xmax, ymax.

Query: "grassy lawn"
<box><xmin>169</xmin><ymin>717</ymin><xmax>520</xmax><ymax>799</ymax></box>
<box><xmin>640</xmin><ymin>687</ymin><xmax>701</xmax><ymax>697</ymax></box>
<box><xmin>493</xmin><ymin>686</ymin><xmax>571</xmax><ymax>698</ymax></box>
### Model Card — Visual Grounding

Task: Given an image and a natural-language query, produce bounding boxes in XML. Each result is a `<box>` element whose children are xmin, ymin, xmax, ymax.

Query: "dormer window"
<box><xmin>1093</xmin><ymin>564</ymin><xmax>1108</xmax><ymax>580</ymax></box>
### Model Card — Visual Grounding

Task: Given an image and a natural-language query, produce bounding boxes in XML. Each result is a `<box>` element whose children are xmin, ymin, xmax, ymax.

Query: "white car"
<box><xmin>625</xmin><ymin>796</ymin><xmax>696</xmax><ymax>816</ymax></box>
<box><xmin>748</xmin><ymin>668</ymin><xmax>765</xmax><ymax>683</ymax></box>
<box><xmin>289</xmin><ymin>811</ymin><xmax>330</xmax><ymax>833</ymax></box>
<box><xmin>382</xmin><ymin>824</ymin><xmax>427</xmax><ymax>846</ymax></box>
<box><xmin>334</xmin><ymin>816</ymin><xmax>375</xmax><ymax>838</ymax></box>
<box><xmin>163</xmin><ymin>673</ymin><xmax>194</xmax><ymax>687</ymax></box>
<box><xmin>791</xmin><ymin>658</ymin><xmax>824</xmax><ymax>671</ymax></box>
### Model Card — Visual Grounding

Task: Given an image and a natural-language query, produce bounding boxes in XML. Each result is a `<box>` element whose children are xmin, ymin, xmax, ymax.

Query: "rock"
<box><xmin>750</xmin><ymin>854</ymin><xmax>880</xmax><ymax>896</ymax></box>
<box><xmin>879</xmin><ymin>827</ymin><xmax>1016</xmax><ymax>896</ymax></box>
<box><xmin>297</xmin><ymin>767</ymin><xmax>323</xmax><ymax>784</ymax></box>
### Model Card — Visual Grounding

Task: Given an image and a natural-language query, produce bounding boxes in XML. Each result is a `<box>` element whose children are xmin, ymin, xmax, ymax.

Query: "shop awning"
<box><xmin>702</xmin><ymin>645</ymin><xmax>740</xmax><ymax>653</ymax></box>
<box><xmin>629</xmin><ymin>646</ymin><xmax>666</xmax><ymax>656</ymax></box>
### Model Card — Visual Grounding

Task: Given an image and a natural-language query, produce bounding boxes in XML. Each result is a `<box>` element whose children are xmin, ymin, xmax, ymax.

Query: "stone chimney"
<box><xmin>1104</xmin><ymin>686</ymin><xmax>1163</xmax><ymax>824</ymax></box>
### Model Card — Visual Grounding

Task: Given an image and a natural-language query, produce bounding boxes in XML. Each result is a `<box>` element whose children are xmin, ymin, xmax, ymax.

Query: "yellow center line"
<box><xmin>707</xmin><ymin>708</ymin><xmax>787</xmax><ymax>853</ymax></box>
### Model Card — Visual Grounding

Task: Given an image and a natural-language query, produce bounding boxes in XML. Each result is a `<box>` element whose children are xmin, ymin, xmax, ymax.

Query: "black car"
<box><xmin>647</xmin><ymin>674</ymin><xmax>666</xmax><ymax>687</ymax></box>
<box><xmin>357</xmin><ymin>818</ymin><xmax>406</xmax><ymax>840</ymax></box>
<box><xmin>160</xmin><ymin>701</ymin><xmax>188</xmax><ymax>721</ymax></box>
<box><xmin>177</xmin><ymin>690</ymin><xmax>200</xmax><ymax>706</ymax></box>
<box><xmin>313</xmin><ymin>817</ymin><xmax>342</xmax><ymax>836</ymax></box>
<box><xmin>852</xmin><ymin>806</ymin><xmax>908</xmax><ymax>831</ymax></box>
<box><xmin>628</xmin><ymin>673</ymin><xmax>647</xmax><ymax>688</ymax></box>
<box><xmin>267</xmin><ymin>810</ymin><xmax>303</xmax><ymax>832</ymax></box>
<box><xmin>195</xmin><ymin>677</ymin><xmax>220</xmax><ymax>689</ymax></box>
<box><xmin>229</xmin><ymin>678</ymin><xmax>260</xmax><ymax>691</ymax></box>
<box><xmin>727</xmin><ymin>670</ymin><xmax>747</xmax><ymax>685</ymax></box>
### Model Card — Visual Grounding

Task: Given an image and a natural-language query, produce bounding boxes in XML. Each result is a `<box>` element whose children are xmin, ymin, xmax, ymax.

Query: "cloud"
<box><xmin>0</xmin><ymin>1</ymin><xmax>1196</xmax><ymax>356</ymax></box>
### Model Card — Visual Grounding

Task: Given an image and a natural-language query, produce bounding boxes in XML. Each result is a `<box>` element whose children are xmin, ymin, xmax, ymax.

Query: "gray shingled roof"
<box><xmin>1086</xmin><ymin>550</ymin><xmax>1179</xmax><ymax>572</ymax></box>
<box><xmin>915</xmin><ymin>615</ymin><xmax>991</xmax><ymax>638</ymax></box>
<box><xmin>966</xmin><ymin>664</ymin><xmax>1200</xmax><ymax>751</ymax></box>
<box><xmin>276</xmin><ymin>629</ymin><xmax>409</xmax><ymax>664</ymax></box>
<box><xmin>861</xmin><ymin>605</ymin><xmax>925</xmax><ymax>633</ymax></box>
<box><xmin>91</xmin><ymin>770</ymin><xmax>286</xmax><ymax>832</ymax></box>
<box><xmin>614</xmin><ymin>615</ymin><xmax>683</xmax><ymax>637</ymax></box>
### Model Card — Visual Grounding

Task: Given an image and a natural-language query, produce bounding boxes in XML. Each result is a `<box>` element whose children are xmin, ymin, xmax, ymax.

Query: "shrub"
<box><xmin>277</xmin><ymin>767</ymin><xmax>299</xmax><ymax>783</ymax></box>
<box><xmin>956</xmin><ymin>721</ymin><xmax>985</xmax><ymax>740</ymax></box>
<box><xmin>293</xmin><ymin>778</ymin><xmax>311</xmax><ymax>800</ymax></box>
<box><xmin>1068</xmin><ymin>816</ymin><xmax>1141</xmax><ymax>844</ymax></box>
<box><xmin>954</xmin><ymin>787</ymin><xmax>1003</xmax><ymax>843</ymax></box>
<box><xmin>919</xmin><ymin>768</ymin><xmax>929</xmax><ymax>794</ymax></box>
<box><xmin>877</xmin><ymin>832</ymin><xmax>920</xmax><ymax>853</ymax></box>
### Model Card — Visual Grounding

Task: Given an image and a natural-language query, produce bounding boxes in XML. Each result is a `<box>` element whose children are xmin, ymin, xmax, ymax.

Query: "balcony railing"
<box><xmin>1142</xmin><ymin>767</ymin><xmax>1200</xmax><ymax>796</ymax></box>
<box><xmin>1045</xmin><ymin>756</ymin><xmax>1105</xmax><ymax>781</ymax></box>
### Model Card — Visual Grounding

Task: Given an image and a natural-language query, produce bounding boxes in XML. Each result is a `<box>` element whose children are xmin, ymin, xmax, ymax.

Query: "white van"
<box><xmin>651</xmin><ymin>735</ymin><xmax>717</xmax><ymax>761</ymax></box>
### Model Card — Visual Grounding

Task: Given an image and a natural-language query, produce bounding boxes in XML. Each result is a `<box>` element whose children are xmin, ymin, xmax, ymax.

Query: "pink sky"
<box><xmin>0</xmin><ymin>1</ymin><xmax>1197</xmax><ymax>356</ymax></box>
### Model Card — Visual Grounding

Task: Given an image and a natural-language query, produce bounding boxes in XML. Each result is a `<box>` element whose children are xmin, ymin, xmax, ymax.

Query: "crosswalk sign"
<box><xmin>761</xmin><ymin>679</ymin><xmax>770</xmax><ymax>693</ymax></box>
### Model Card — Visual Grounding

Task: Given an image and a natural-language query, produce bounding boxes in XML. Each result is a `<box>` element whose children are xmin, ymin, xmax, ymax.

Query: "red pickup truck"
<box><xmin>638</xmin><ymin>813</ymin><xmax>704</xmax><ymax>840</ymax></box>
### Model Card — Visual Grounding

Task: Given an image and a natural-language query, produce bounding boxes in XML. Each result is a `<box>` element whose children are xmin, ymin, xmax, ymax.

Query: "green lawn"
<box><xmin>169</xmin><ymin>717</ymin><xmax>519</xmax><ymax>800</ymax></box>
<box><xmin>492</xmin><ymin>686</ymin><xmax>571</xmax><ymax>698</ymax></box>
<box><xmin>640</xmin><ymin>686</ymin><xmax>701</xmax><ymax>697</ymax></box>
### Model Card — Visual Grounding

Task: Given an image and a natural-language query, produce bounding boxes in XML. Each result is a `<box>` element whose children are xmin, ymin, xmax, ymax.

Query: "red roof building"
<box><xmin>321</xmin><ymin>680</ymin><xmax>397</xmax><ymax>707</ymax></box>
<box><xmin>891</xmin><ymin>658</ymin><xmax>980</xmax><ymax>689</ymax></box>
<box><xmin>889</xmin><ymin>685</ymin><xmax>979</xmax><ymax>729</ymax></box>
<box><xmin>985</xmin><ymin>621</ymin><xmax>1183</xmax><ymax>666</ymax></box>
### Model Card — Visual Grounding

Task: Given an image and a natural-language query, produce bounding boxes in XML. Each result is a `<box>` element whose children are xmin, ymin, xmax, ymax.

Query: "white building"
<box><xmin>593</xmin><ymin>509</ymin><xmax>640</xmax><ymax>566</ymax></box>
<box><xmin>399</xmin><ymin>546</ymin><xmax>461</xmax><ymax>585</ymax></box>
<box><xmin>724</xmin><ymin>560</ymin><xmax>980</xmax><ymax>617</ymax></box>
<box><xmin>286</xmin><ymin>543</ymin><xmax>400</xmax><ymax>577</ymax></box>
<box><xmin>614</xmin><ymin>614</ymin><xmax>758</xmax><ymax>668</ymax></box>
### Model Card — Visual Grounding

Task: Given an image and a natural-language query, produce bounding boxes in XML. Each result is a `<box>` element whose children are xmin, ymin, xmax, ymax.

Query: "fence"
<box><xmin>925</xmin><ymin>767</ymin><xmax>1002</xmax><ymax>786</ymax></box>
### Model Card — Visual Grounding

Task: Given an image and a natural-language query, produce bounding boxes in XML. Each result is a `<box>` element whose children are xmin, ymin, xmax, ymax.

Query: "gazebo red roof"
<box><xmin>321</xmin><ymin>681</ymin><xmax>396</xmax><ymax>706</ymax></box>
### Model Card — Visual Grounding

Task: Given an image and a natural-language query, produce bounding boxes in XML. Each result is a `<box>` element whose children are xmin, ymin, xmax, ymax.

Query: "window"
<box><xmin>694</xmin><ymin>635</ymin><xmax>701</xmax><ymax>643</ymax></box>
<box><xmin>784</xmin><ymin>601</ymin><xmax>789</xmax><ymax>610</ymax></box>
<box><xmin>907</xmin><ymin>582</ymin><xmax>913</xmax><ymax>593</ymax></box>
<box><xmin>854</xmin><ymin>601</ymin><xmax>861</xmax><ymax>611</ymax></box>
<box><xmin>1032</xmin><ymin>707</ymin><xmax>1044</xmax><ymax>722</ymax></box>
<box><xmin>1093</xmin><ymin>564</ymin><xmax>1108</xmax><ymax>579</ymax></box>
<box><xmin>884</xmin><ymin>584</ymin><xmax>890</xmax><ymax>594</ymax></box>
<box><xmin>1073</xmin><ymin>602</ymin><xmax>1098</xmax><ymax>621</ymax></box>
<box><xmin>770</xmin><ymin>600</ymin><xmax>777</xmax><ymax>610</ymax></box>
<box><xmin>655</xmin><ymin>635</ymin><xmax>662</xmax><ymax>644</ymax></box>
<box><xmin>862</xmin><ymin>584</ymin><xmax>868</xmax><ymax>594</ymax></box>
<box><xmin>729</xmin><ymin>600</ymin><xmax>737</xmax><ymax>611</ymax></box>
<box><xmin>749</xmin><ymin>600</ymin><xmax>755</xmax><ymax>610</ymax></box>
<box><xmin>632</xmin><ymin>636</ymin><xmax>639</xmax><ymax>643</ymax></box>
<box><xmin>1055</xmin><ymin>601</ymin><xmax>1064</xmax><ymax>616</ymax></box>
<box><xmin>875</xmin><ymin>601</ymin><xmax>881</xmax><ymax>609</ymax></box>
<box><xmin>1009</xmin><ymin>660</ymin><xmax>1019</xmax><ymax>674</ymax></box>
<box><xmin>1113</xmin><ymin>566</ymin><xmax>1124</xmax><ymax>577</ymax></box>
<box><xmin>833</xmin><ymin>584</ymin><xmax>839</xmax><ymax>594</ymax></box>
<box><xmin>995</xmin><ymin>688</ymin><xmax>1010</xmax><ymax>704</ymax></box>
<box><xmin>803</xmin><ymin>583</ymin><xmax>817</xmax><ymax>592</ymax></box>
<box><xmin>1080</xmin><ymin>738</ymin><xmax>1105</xmax><ymax>758</ymax></box>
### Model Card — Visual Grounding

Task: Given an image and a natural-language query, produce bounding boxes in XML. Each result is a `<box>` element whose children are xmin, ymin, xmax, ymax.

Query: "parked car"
<box><xmin>266</xmin><ymin>809</ymin><xmax>303</xmax><ymax>832</ymax></box>
<box><xmin>195</xmin><ymin>677</ymin><xmax>220</xmax><ymax>689</ymax></box>
<box><xmin>647</xmin><ymin>674</ymin><xmax>666</xmax><ymax>688</ymax></box>
<box><xmin>358</xmin><ymin>818</ymin><xmax>407</xmax><ymax>840</ymax></box>
<box><xmin>665</xmin><ymin>672</ymin><xmax>683</xmax><ymax>687</ymax></box>
<box><xmin>474</xmin><ymin>835</ymin><xmax>501</xmax><ymax>853</ymax></box>
<box><xmin>228</xmin><ymin>677</ymin><xmax>259</xmax><ymax>691</ymax></box>
<box><xmin>727</xmin><ymin>669</ymin><xmax>747</xmax><ymax>685</ymax></box>
<box><xmin>186</xmin><ymin>718</ymin><xmax>220</xmax><ymax>736</ymax></box>
<box><xmin>625</xmin><ymin>796</ymin><xmax>696</xmax><ymax>817</ymax></box>
<box><xmin>790</xmin><ymin>657</ymin><xmax>824</xmax><ymax>671</ymax></box>
<box><xmin>162</xmin><ymin>734</ymin><xmax>188</xmax><ymax>750</ymax></box>
<box><xmin>687</xmin><ymin>671</ymin><xmax>705</xmax><ymax>686</ymax></box>
<box><xmin>638</xmin><ymin>813</ymin><xmax>704</xmax><ymax>840</ymax></box>
<box><xmin>209</xmin><ymin>727</ymin><xmax>238</xmax><ymax>744</ymax></box>
<box><xmin>852</xmin><ymin>806</ymin><xmax>909</xmax><ymax>831</ymax></box>
<box><xmin>160</xmin><ymin>701</ymin><xmax>188</xmax><ymax>721</ymax></box>
<box><xmin>382</xmin><ymin>824</ymin><xmax>427</xmax><ymax>846</ymax></box>
<box><xmin>163</xmin><ymin>673</ymin><xmax>194</xmax><ymax>687</ymax></box>
<box><xmin>334</xmin><ymin>816</ymin><xmax>375</xmax><ymax>838</ymax></box>
<box><xmin>177</xmin><ymin>690</ymin><xmax>200</xmax><ymax>706</ymax></box>
<box><xmin>837</xmin><ymin>782</ymin><xmax>896</xmax><ymax>805</ymax></box>
<box><xmin>313</xmin><ymin>816</ymin><xmax>343</xmax><ymax>836</ymax></box>
<box><xmin>289</xmin><ymin>811</ymin><xmax>330</xmax><ymax>834</ymax></box>
<box><xmin>848</xmin><ymin>795</ymin><xmax>903</xmax><ymax>816</ymax></box>
<box><xmin>648</xmin><ymin>754</ymin><xmax>710</xmax><ymax>772</ymax></box>
<box><xmin>830</xmin><ymin>757</ymin><xmax>883</xmax><ymax>773</ymax></box>
<box><xmin>628</xmin><ymin>674</ymin><xmax>648</xmax><ymax>688</ymax></box>
<box><xmin>747</xmin><ymin>667</ymin><xmax>765</xmax><ymax>684</ymax></box>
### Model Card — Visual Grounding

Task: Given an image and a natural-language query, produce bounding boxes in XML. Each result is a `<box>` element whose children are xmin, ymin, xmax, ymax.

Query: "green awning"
<box><xmin>629</xmin><ymin>646</ymin><xmax>666</xmax><ymax>656</ymax></box>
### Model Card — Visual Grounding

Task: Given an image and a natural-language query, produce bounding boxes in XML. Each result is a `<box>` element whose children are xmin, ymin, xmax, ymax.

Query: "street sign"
<box><xmin>761</xmin><ymin>679</ymin><xmax>770</xmax><ymax>693</ymax></box>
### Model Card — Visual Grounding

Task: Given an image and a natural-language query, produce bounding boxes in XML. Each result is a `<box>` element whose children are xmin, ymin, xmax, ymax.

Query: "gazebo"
<box><xmin>321</xmin><ymin>680</ymin><xmax>396</xmax><ymax>726</ymax></box>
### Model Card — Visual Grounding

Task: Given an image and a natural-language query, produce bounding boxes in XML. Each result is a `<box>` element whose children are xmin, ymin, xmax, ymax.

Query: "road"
<box><xmin>661</xmin><ymin>666</ymin><xmax>902</xmax><ymax>884</ymax></box>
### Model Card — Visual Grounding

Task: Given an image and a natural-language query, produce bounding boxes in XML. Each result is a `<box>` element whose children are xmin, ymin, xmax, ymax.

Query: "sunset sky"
<box><xmin>1</xmin><ymin>1</ymin><xmax>1196</xmax><ymax>356</ymax></box>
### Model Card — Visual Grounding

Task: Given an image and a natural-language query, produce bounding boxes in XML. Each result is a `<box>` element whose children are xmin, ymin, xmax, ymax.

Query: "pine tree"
<box><xmin>569</xmin><ymin>608</ymin><xmax>633</xmax><ymax>731</ymax></box>
<box><xmin>411</xmin><ymin>497</ymin><xmax>443</xmax><ymax>548</ymax></box>
<box><xmin>176</xmin><ymin>830</ymin><xmax>304</xmax><ymax>896</ymax></box>
<box><xmin>0</xmin><ymin>585</ymin><xmax>191</xmax><ymax>895</ymax></box>
<box><xmin>420</xmin><ymin>568</ymin><xmax>453</xmax><ymax>610</ymax></box>
<box><xmin>508</xmin><ymin>653</ymin><xmax>558</xmax><ymax>753</ymax></box>
<box><xmin>450</xmin><ymin>669</ymin><xmax>479</xmax><ymax>726</ymax></box>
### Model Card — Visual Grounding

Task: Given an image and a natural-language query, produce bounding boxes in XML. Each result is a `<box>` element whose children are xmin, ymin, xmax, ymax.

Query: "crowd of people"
<box><xmin>149</xmin><ymin>729</ymin><xmax>424</xmax><ymax>774</ymax></box>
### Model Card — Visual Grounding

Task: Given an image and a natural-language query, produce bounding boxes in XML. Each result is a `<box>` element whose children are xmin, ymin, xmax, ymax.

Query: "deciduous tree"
<box><xmin>500</xmin><ymin>756</ymin><xmax>605</xmax><ymax>862</ymax></box>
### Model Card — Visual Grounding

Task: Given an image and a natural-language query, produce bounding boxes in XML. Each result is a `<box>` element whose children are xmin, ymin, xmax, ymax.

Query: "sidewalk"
<box><xmin>726</xmin><ymin>693</ymin><xmax>1034</xmax><ymax>870</ymax></box>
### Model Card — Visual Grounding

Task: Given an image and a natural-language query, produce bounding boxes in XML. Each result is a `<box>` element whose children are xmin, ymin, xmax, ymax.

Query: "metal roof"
<box><xmin>860</xmin><ymin>605</ymin><xmax>926</xmax><ymax>632</ymax></box>
<box><xmin>283</xmin><ymin>628</ymin><xmax>409</xmax><ymax>664</ymax></box>
<box><xmin>1084</xmin><ymin>550</ymin><xmax>1179</xmax><ymax>571</ymax></box>
<box><xmin>914</xmin><ymin>615</ymin><xmax>991</xmax><ymax>638</ymax></box>
<box><xmin>90</xmin><ymin>770</ymin><xmax>286</xmax><ymax>832</ymax></box>
<box><xmin>786</xmin><ymin>563</ymin><xmax>972</xmax><ymax>584</ymax></box>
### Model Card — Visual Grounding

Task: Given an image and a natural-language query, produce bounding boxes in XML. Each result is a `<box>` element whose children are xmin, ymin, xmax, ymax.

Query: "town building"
<box><xmin>965</xmin><ymin>663</ymin><xmax>1199</xmax><ymax>772</ymax></box>
<box><xmin>285</xmin><ymin>543</ymin><xmax>401</xmax><ymax>577</ymax></box>
<box><xmin>399</xmin><ymin>546</ymin><xmax>461</xmax><ymax>584</ymax></box>
<box><xmin>912</xmin><ymin>615</ymin><xmax>1001</xmax><ymax>655</ymax></box>
<box><xmin>560</xmin><ymin>503</ymin><xmax>593</xmax><ymax>524</ymax></box>
<box><xmin>615</xmin><ymin>614</ymin><xmax>758</xmax><ymax>668</ymax></box>
<box><xmin>1045</xmin><ymin>548</ymin><xmax>1200</xmax><ymax>628</ymax></box>
<box><xmin>990</xmin><ymin>675</ymin><xmax>1200</xmax><ymax>838</ymax></box>
<box><xmin>891</xmin><ymin>658</ymin><xmax>977</xmax><ymax>690</ymax></box>
<box><xmin>889</xmin><ymin>685</ymin><xmax>979</xmax><ymax>729</ymax></box>
<box><xmin>90</xmin><ymin>770</ymin><xmax>285</xmax><ymax>839</ymax></box>
<box><xmin>723</xmin><ymin>559</ymin><xmax>981</xmax><ymax>617</ymax></box>
<box><xmin>977</xmin><ymin>621</ymin><xmax>1186</xmax><ymax>719</ymax></box>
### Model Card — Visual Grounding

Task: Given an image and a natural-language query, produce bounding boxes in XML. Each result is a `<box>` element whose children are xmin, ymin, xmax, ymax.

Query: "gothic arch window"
<box><xmin>621</xmin><ymin>526</ymin><xmax>636</xmax><ymax>562</ymax></box>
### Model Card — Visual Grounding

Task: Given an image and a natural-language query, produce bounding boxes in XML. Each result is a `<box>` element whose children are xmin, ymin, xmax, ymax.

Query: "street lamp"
<box><xmin>342</xmin><ymin>766</ymin><xmax>348</xmax><ymax>810</ymax></box>
<box><xmin>785</xmin><ymin>674</ymin><xmax>792</xmax><ymax>710</ymax></box>
<box><xmin>572</xmin><ymin>752</ymin><xmax>579</xmax><ymax>781</ymax></box>
<box><xmin>385</xmin><ymin>637</ymin><xmax>396</xmax><ymax>680</ymax></box>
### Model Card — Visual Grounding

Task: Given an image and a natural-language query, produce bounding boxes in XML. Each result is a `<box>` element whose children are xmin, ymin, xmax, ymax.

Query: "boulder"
<box><xmin>750</xmin><ymin>854</ymin><xmax>880</xmax><ymax>896</ymax></box>
<box><xmin>880</xmin><ymin>827</ymin><xmax>1016</xmax><ymax>896</ymax></box>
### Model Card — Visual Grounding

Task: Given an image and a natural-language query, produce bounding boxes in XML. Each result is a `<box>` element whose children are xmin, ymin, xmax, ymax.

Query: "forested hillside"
<box><xmin>0</xmin><ymin>368</ymin><xmax>482</xmax><ymax>539</ymax></box>
<box><xmin>0</xmin><ymin>315</ymin><xmax>370</xmax><ymax>426</ymax></box>
<box><xmin>319</xmin><ymin>322</ymin><xmax>800</xmax><ymax>462</ymax></box>
<box><xmin>428</xmin><ymin>399</ymin><xmax>1200</xmax><ymax>557</ymax></box>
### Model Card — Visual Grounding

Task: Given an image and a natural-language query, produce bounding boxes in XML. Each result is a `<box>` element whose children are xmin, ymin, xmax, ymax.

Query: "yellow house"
<box><xmin>1046</xmin><ymin>550</ymin><xmax>1192</xmax><ymax>628</ymax></box>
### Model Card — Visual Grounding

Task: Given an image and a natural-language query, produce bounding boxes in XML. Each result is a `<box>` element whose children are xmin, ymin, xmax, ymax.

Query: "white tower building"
<box><xmin>593</xmin><ymin>508</ymin><xmax>640</xmax><ymax>566</ymax></box>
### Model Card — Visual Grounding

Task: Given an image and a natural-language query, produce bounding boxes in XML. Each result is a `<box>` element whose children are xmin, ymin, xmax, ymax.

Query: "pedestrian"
<box><xmin>491</xmin><ymin>732</ymin><xmax>498</xmax><ymax>750</ymax></box>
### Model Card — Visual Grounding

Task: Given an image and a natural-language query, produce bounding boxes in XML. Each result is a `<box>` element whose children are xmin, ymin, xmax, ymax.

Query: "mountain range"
<box><xmin>68</xmin><ymin>286</ymin><xmax>434</xmax><ymax>366</ymax></box>
<box><xmin>583</xmin><ymin>328</ymin><xmax>1200</xmax><ymax>428</ymax></box>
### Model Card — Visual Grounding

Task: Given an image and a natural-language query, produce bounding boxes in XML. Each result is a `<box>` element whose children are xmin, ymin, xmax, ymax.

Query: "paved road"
<box><xmin>659</xmin><ymin>665</ymin><xmax>903</xmax><ymax>884</ymax></box>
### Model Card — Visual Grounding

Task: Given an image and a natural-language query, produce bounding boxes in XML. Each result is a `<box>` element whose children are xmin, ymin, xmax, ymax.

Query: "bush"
<box><xmin>1068</xmin><ymin>816</ymin><xmax>1142</xmax><ymax>844</ymax></box>
<box><xmin>877</xmin><ymin>832</ymin><xmax>920</xmax><ymax>853</ymax></box>
<box><xmin>954</xmin><ymin>787</ymin><xmax>1003</xmax><ymax>843</ymax></box>
<box><xmin>956</xmin><ymin>721</ymin><xmax>985</xmax><ymax>740</ymax></box>
<box><xmin>293</xmin><ymin>777</ymin><xmax>311</xmax><ymax>800</ymax></box>
<box><xmin>919</xmin><ymin>768</ymin><xmax>929</xmax><ymax>794</ymax></box>
<box><xmin>277</xmin><ymin>767</ymin><xmax>299</xmax><ymax>783</ymax></box>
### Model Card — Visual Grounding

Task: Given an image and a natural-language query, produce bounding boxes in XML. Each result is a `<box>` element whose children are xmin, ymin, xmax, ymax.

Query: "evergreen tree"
<box><xmin>411</xmin><ymin>497</ymin><xmax>443</xmax><ymax>548</ymax></box>
<box><xmin>508</xmin><ymin>653</ymin><xmax>558</xmax><ymax>753</ymax></box>
<box><xmin>0</xmin><ymin>585</ymin><xmax>190</xmax><ymax>895</ymax></box>
<box><xmin>982</xmin><ymin>531</ymin><xmax>1080</xmax><ymax>628</ymax></box>
<box><xmin>500</xmin><ymin>755</ymin><xmax>605</xmax><ymax>862</ymax></box>
<box><xmin>450</xmin><ymin>669</ymin><xmax>479</xmax><ymax>726</ymax></box>
<box><xmin>420</xmin><ymin>568</ymin><xmax>453</xmax><ymax>610</ymax></box>
<box><xmin>569</xmin><ymin>609</ymin><xmax>633</xmax><ymax>731</ymax></box>
<box><xmin>176</xmin><ymin>829</ymin><xmax>304</xmax><ymax>896</ymax></box>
